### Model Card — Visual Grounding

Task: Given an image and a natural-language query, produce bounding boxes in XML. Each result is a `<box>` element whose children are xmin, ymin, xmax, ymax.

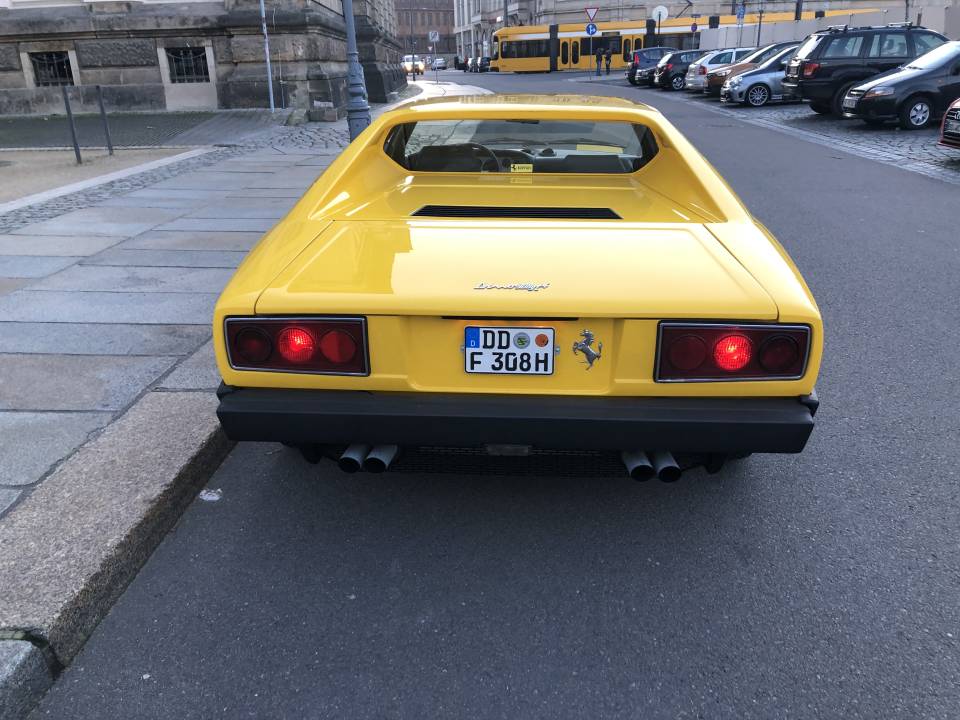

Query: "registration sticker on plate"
<box><xmin>464</xmin><ymin>327</ymin><xmax>555</xmax><ymax>375</ymax></box>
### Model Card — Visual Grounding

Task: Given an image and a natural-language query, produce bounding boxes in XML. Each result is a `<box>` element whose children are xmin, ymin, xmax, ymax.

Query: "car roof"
<box><xmin>399</xmin><ymin>94</ymin><xmax>650</xmax><ymax>113</ymax></box>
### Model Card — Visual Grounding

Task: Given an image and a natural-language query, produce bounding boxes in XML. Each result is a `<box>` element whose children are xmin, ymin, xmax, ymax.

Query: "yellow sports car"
<box><xmin>214</xmin><ymin>95</ymin><xmax>822</xmax><ymax>481</ymax></box>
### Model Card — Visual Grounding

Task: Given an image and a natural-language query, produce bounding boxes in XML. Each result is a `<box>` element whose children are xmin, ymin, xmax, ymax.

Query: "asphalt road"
<box><xmin>32</xmin><ymin>72</ymin><xmax>960</xmax><ymax>719</ymax></box>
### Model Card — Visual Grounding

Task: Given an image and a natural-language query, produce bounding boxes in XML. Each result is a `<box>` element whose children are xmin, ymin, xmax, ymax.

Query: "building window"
<box><xmin>29</xmin><ymin>52</ymin><xmax>74</xmax><ymax>87</ymax></box>
<box><xmin>165</xmin><ymin>47</ymin><xmax>210</xmax><ymax>83</ymax></box>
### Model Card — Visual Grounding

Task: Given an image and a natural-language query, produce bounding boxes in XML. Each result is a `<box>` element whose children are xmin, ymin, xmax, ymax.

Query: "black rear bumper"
<box><xmin>216</xmin><ymin>384</ymin><xmax>818</xmax><ymax>454</ymax></box>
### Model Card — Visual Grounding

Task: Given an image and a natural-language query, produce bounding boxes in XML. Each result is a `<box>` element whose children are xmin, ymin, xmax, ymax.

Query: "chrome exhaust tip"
<box><xmin>650</xmin><ymin>450</ymin><xmax>681</xmax><ymax>482</ymax></box>
<box><xmin>621</xmin><ymin>450</ymin><xmax>655</xmax><ymax>481</ymax></box>
<box><xmin>338</xmin><ymin>443</ymin><xmax>371</xmax><ymax>473</ymax></box>
<box><xmin>363</xmin><ymin>444</ymin><xmax>399</xmax><ymax>473</ymax></box>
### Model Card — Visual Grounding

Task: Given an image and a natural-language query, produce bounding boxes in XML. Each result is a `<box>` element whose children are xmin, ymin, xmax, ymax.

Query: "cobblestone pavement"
<box><xmin>579</xmin><ymin>77</ymin><xmax>960</xmax><ymax>186</ymax></box>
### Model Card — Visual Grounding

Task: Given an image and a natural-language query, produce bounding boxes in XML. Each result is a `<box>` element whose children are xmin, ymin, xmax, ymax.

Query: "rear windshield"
<box><xmin>905</xmin><ymin>40</ymin><xmax>960</xmax><ymax>69</ymax></box>
<box><xmin>793</xmin><ymin>35</ymin><xmax>822</xmax><ymax>59</ymax></box>
<box><xmin>384</xmin><ymin>118</ymin><xmax>658</xmax><ymax>174</ymax></box>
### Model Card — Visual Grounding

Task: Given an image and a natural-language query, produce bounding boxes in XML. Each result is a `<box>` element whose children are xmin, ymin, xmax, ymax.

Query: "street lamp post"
<box><xmin>258</xmin><ymin>0</ymin><xmax>276</xmax><ymax>112</ymax></box>
<box><xmin>341</xmin><ymin>0</ymin><xmax>372</xmax><ymax>140</ymax></box>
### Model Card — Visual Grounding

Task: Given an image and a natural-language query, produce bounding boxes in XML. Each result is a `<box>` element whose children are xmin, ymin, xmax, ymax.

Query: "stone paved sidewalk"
<box><xmin>0</xmin><ymin>79</ymin><xmax>490</xmax><ymax>518</ymax></box>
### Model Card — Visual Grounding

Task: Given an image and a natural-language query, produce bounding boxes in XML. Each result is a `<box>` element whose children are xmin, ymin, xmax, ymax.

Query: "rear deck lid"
<box><xmin>255</xmin><ymin>220</ymin><xmax>778</xmax><ymax>319</ymax></box>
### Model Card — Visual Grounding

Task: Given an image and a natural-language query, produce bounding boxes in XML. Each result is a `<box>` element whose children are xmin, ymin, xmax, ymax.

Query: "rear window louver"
<box><xmin>412</xmin><ymin>205</ymin><xmax>621</xmax><ymax>220</ymax></box>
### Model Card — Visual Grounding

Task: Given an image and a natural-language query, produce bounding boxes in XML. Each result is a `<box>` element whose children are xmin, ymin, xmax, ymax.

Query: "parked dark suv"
<box><xmin>626</xmin><ymin>46</ymin><xmax>672</xmax><ymax>85</ymax></box>
<box><xmin>783</xmin><ymin>23</ymin><xmax>947</xmax><ymax>114</ymax></box>
<box><xmin>653</xmin><ymin>49</ymin><xmax>706</xmax><ymax>90</ymax></box>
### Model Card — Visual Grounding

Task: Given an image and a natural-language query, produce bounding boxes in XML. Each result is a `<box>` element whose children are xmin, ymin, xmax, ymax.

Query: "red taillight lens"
<box><xmin>657</xmin><ymin>324</ymin><xmax>809</xmax><ymax>381</ymax></box>
<box><xmin>667</xmin><ymin>335</ymin><xmax>707</xmax><ymax>371</ymax></box>
<box><xmin>802</xmin><ymin>61</ymin><xmax>820</xmax><ymax>78</ymax></box>
<box><xmin>698</xmin><ymin>65</ymin><xmax>707</xmax><ymax>75</ymax></box>
<box><xmin>277</xmin><ymin>327</ymin><xmax>316</xmax><ymax>364</ymax></box>
<box><xmin>235</xmin><ymin>327</ymin><xmax>272</xmax><ymax>363</ymax></box>
<box><xmin>665</xmin><ymin>63</ymin><xmax>673</xmax><ymax>71</ymax></box>
<box><xmin>226</xmin><ymin>317</ymin><xmax>368</xmax><ymax>375</ymax></box>
<box><xmin>319</xmin><ymin>330</ymin><xmax>357</xmax><ymax>364</ymax></box>
<box><xmin>759</xmin><ymin>335</ymin><xmax>800</xmax><ymax>372</ymax></box>
<box><xmin>713</xmin><ymin>334</ymin><xmax>753</xmax><ymax>371</ymax></box>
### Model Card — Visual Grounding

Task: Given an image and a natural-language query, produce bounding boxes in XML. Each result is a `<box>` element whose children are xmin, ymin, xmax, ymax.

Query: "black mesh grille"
<box><xmin>412</xmin><ymin>205</ymin><xmax>621</xmax><ymax>220</ymax></box>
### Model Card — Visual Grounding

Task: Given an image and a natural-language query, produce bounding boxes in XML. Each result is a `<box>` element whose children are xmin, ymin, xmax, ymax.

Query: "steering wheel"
<box><xmin>462</xmin><ymin>142</ymin><xmax>500</xmax><ymax>172</ymax></box>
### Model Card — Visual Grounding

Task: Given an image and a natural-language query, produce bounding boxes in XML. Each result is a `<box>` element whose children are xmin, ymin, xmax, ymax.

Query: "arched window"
<box><xmin>623</xmin><ymin>38</ymin><xmax>632</xmax><ymax>61</ymax></box>
<box><xmin>572</xmin><ymin>41</ymin><xmax>580</xmax><ymax>64</ymax></box>
<box><xmin>561</xmin><ymin>41</ymin><xmax>568</xmax><ymax>65</ymax></box>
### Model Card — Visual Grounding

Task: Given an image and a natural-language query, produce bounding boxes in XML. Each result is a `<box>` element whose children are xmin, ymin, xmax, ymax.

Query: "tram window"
<box><xmin>501</xmin><ymin>40</ymin><xmax>550</xmax><ymax>58</ymax></box>
<box><xmin>572</xmin><ymin>41</ymin><xmax>580</xmax><ymax>63</ymax></box>
<box><xmin>561</xmin><ymin>41</ymin><xmax>569</xmax><ymax>64</ymax></box>
<box><xmin>623</xmin><ymin>38</ymin><xmax>632</xmax><ymax>61</ymax></box>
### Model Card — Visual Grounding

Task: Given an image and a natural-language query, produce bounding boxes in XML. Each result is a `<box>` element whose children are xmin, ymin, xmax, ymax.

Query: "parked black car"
<box><xmin>453</xmin><ymin>55</ymin><xmax>464</xmax><ymax>70</ymax></box>
<box><xmin>473</xmin><ymin>56</ymin><xmax>491</xmax><ymax>72</ymax></box>
<box><xmin>653</xmin><ymin>49</ymin><xmax>706</xmax><ymax>90</ymax></box>
<box><xmin>626</xmin><ymin>46</ymin><xmax>672</xmax><ymax>85</ymax></box>
<box><xmin>841</xmin><ymin>41</ymin><xmax>960</xmax><ymax>128</ymax></box>
<box><xmin>783</xmin><ymin>22</ymin><xmax>948</xmax><ymax>115</ymax></box>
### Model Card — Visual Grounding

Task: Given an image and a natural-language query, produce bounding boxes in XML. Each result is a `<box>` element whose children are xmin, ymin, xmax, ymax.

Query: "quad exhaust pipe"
<box><xmin>622</xmin><ymin>450</ymin><xmax>681</xmax><ymax>482</ymax></box>
<box><xmin>337</xmin><ymin>444</ymin><xmax>398</xmax><ymax>473</ymax></box>
<box><xmin>363</xmin><ymin>444</ymin><xmax>398</xmax><ymax>473</ymax></box>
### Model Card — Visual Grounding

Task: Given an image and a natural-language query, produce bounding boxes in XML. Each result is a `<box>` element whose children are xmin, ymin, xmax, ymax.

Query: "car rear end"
<box><xmin>214</xmin><ymin>99</ymin><xmax>823</xmax><ymax>479</ymax></box>
<box><xmin>685</xmin><ymin>51</ymin><xmax>717</xmax><ymax>91</ymax></box>
<box><xmin>782</xmin><ymin>32</ymin><xmax>832</xmax><ymax>104</ymax></box>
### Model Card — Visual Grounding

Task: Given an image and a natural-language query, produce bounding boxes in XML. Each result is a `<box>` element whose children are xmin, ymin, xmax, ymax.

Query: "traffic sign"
<box><xmin>651</xmin><ymin>5</ymin><xmax>669</xmax><ymax>23</ymax></box>
<box><xmin>691</xmin><ymin>21</ymin><xmax>698</xmax><ymax>32</ymax></box>
<box><xmin>736</xmin><ymin>2</ymin><xmax>746</xmax><ymax>20</ymax></box>
<box><xmin>584</xmin><ymin>6</ymin><xmax>598</xmax><ymax>21</ymax></box>
<box><xmin>428</xmin><ymin>29</ymin><xmax>440</xmax><ymax>43</ymax></box>
<box><xmin>585</xmin><ymin>22</ymin><xmax>598</xmax><ymax>35</ymax></box>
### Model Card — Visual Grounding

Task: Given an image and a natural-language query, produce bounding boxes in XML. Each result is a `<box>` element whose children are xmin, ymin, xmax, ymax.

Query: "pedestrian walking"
<box><xmin>595</xmin><ymin>45</ymin><xmax>603</xmax><ymax>76</ymax></box>
<box><xmin>604</xmin><ymin>47</ymin><xmax>612</xmax><ymax>75</ymax></box>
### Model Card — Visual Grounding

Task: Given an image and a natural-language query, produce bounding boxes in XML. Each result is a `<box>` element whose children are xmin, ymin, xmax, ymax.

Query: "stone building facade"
<box><xmin>396</xmin><ymin>0</ymin><xmax>456</xmax><ymax>59</ymax></box>
<box><xmin>0</xmin><ymin>0</ymin><xmax>407</xmax><ymax>117</ymax></box>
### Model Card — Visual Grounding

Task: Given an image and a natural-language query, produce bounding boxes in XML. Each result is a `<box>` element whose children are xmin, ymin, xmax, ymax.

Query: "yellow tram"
<box><xmin>491</xmin><ymin>10</ymin><xmax>873</xmax><ymax>73</ymax></box>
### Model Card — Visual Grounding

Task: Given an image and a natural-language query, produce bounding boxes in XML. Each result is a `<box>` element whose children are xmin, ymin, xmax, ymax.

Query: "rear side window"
<box><xmin>822</xmin><ymin>35</ymin><xmax>865</xmax><ymax>59</ymax></box>
<box><xmin>734</xmin><ymin>48</ymin><xmax>754</xmax><ymax>60</ymax></box>
<box><xmin>868</xmin><ymin>33</ymin><xmax>908</xmax><ymax>58</ymax></box>
<box><xmin>913</xmin><ymin>32</ymin><xmax>946</xmax><ymax>55</ymax></box>
<box><xmin>713</xmin><ymin>51</ymin><xmax>732</xmax><ymax>64</ymax></box>
<box><xmin>384</xmin><ymin>119</ymin><xmax>659</xmax><ymax>174</ymax></box>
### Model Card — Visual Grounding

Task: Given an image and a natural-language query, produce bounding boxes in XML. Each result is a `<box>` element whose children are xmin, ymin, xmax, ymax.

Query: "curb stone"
<box><xmin>0</xmin><ymin>390</ymin><xmax>234</xmax><ymax>718</ymax></box>
<box><xmin>0</xmin><ymin>640</ymin><xmax>53</xmax><ymax>719</ymax></box>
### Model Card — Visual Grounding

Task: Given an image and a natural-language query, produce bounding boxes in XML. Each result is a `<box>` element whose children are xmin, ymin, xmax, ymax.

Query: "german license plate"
<box><xmin>843</xmin><ymin>96</ymin><xmax>857</xmax><ymax>109</ymax></box>
<box><xmin>464</xmin><ymin>327</ymin><xmax>554</xmax><ymax>375</ymax></box>
<box><xmin>946</xmin><ymin>119</ymin><xmax>960</xmax><ymax>134</ymax></box>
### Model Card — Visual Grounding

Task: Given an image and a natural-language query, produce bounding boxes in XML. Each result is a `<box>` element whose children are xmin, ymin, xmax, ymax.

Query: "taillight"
<box><xmin>656</xmin><ymin>323</ymin><xmax>809</xmax><ymax>381</ymax></box>
<box><xmin>665</xmin><ymin>63</ymin><xmax>673</xmax><ymax>71</ymax></box>
<box><xmin>802</xmin><ymin>61</ymin><xmax>820</xmax><ymax>78</ymax></box>
<box><xmin>698</xmin><ymin>65</ymin><xmax>706</xmax><ymax>75</ymax></box>
<box><xmin>226</xmin><ymin>317</ymin><xmax>368</xmax><ymax>375</ymax></box>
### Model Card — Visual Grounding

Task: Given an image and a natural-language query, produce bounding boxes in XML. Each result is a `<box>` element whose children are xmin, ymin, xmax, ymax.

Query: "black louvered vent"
<box><xmin>412</xmin><ymin>205</ymin><xmax>621</xmax><ymax>220</ymax></box>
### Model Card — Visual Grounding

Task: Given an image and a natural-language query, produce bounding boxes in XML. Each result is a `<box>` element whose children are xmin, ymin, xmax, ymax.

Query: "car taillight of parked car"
<box><xmin>656</xmin><ymin>323</ymin><xmax>810</xmax><ymax>381</ymax></box>
<box><xmin>226</xmin><ymin>317</ymin><xmax>369</xmax><ymax>375</ymax></box>
<box><xmin>801</xmin><ymin>61</ymin><xmax>820</xmax><ymax>78</ymax></box>
<box><xmin>698</xmin><ymin>65</ymin><xmax>707</xmax><ymax>75</ymax></box>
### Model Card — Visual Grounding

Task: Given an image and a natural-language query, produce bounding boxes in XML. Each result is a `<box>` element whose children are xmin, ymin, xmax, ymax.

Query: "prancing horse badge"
<box><xmin>572</xmin><ymin>330</ymin><xmax>603</xmax><ymax>369</ymax></box>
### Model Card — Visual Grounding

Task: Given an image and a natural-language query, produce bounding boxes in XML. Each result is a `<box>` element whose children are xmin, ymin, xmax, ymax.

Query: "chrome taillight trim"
<box><xmin>224</xmin><ymin>315</ymin><xmax>371</xmax><ymax>376</ymax></box>
<box><xmin>654</xmin><ymin>321</ymin><xmax>812</xmax><ymax>383</ymax></box>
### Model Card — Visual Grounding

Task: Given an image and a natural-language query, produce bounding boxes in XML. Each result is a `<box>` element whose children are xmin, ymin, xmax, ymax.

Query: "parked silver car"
<box><xmin>721</xmin><ymin>44</ymin><xmax>799</xmax><ymax>107</ymax></box>
<box><xmin>684</xmin><ymin>47</ymin><xmax>755</xmax><ymax>91</ymax></box>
